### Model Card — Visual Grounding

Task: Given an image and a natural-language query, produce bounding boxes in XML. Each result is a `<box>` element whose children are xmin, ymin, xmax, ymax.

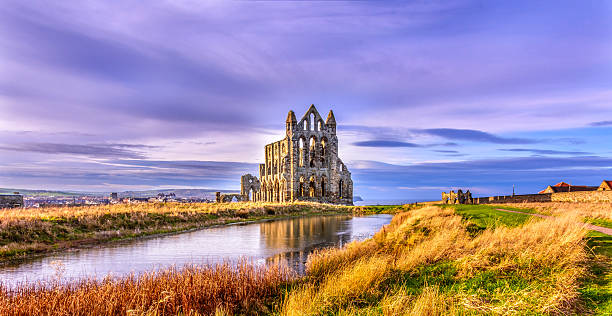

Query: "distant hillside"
<box><xmin>0</xmin><ymin>188</ymin><xmax>239</xmax><ymax>199</ymax></box>
<box><xmin>0</xmin><ymin>188</ymin><xmax>82</xmax><ymax>197</ymax></box>
<box><xmin>116</xmin><ymin>189</ymin><xmax>239</xmax><ymax>199</ymax></box>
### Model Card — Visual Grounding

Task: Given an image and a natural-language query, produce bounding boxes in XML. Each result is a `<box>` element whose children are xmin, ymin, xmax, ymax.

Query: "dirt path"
<box><xmin>496</xmin><ymin>208</ymin><xmax>612</xmax><ymax>235</ymax></box>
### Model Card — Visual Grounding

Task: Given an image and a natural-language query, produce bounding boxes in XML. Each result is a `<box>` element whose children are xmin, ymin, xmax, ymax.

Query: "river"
<box><xmin>0</xmin><ymin>213</ymin><xmax>392</xmax><ymax>288</ymax></box>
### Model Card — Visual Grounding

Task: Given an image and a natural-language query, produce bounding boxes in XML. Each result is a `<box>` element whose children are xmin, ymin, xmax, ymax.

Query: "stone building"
<box><xmin>538</xmin><ymin>182</ymin><xmax>597</xmax><ymax>194</ymax></box>
<box><xmin>0</xmin><ymin>194</ymin><xmax>24</xmax><ymax>209</ymax></box>
<box><xmin>240</xmin><ymin>105</ymin><xmax>353</xmax><ymax>205</ymax></box>
<box><xmin>598</xmin><ymin>180</ymin><xmax>612</xmax><ymax>191</ymax></box>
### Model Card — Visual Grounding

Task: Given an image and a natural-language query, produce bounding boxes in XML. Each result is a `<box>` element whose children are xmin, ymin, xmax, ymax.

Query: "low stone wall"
<box><xmin>474</xmin><ymin>193</ymin><xmax>552</xmax><ymax>204</ymax></box>
<box><xmin>471</xmin><ymin>190</ymin><xmax>612</xmax><ymax>204</ymax></box>
<box><xmin>551</xmin><ymin>190</ymin><xmax>612</xmax><ymax>203</ymax></box>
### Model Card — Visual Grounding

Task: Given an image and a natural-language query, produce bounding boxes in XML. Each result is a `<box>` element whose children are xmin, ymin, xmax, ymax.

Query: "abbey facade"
<box><xmin>240</xmin><ymin>105</ymin><xmax>353</xmax><ymax>205</ymax></box>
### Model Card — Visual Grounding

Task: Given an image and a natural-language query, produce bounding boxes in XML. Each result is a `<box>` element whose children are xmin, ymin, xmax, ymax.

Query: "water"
<box><xmin>0</xmin><ymin>214</ymin><xmax>392</xmax><ymax>288</ymax></box>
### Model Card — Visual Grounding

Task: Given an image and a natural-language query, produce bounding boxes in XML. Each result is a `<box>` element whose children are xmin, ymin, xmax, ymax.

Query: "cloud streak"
<box><xmin>0</xmin><ymin>143</ymin><xmax>158</xmax><ymax>159</ymax></box>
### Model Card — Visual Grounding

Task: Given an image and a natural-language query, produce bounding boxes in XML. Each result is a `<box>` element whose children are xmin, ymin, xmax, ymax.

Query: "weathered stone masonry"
<box><xmin>238</xmin><ymin>105</ymin><xmax>353</xmax><ymax>205</ymax></box>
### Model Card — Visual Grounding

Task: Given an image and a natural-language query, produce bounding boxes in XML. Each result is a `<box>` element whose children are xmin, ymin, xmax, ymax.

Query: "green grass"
<box><xmin>586</xmin><ymin>218</ymin><xmax>612</xmax><ymax>230</ymax></box>
<box><xmin>440</xmin><ymin>204</ymin><xmax>533</xmax><ymax>232</ymax></box>
<box><xmin>442</xmin><ymin>203</ymin><xmax>612</xmax><ymax>315</ymax></box>
<box><xmin>580</xmin><ymin>230</ymin><xmax>612</xmax><ymax>315</ymax></box>
<box><xmin>354</xmin><ymin>205</ymin><xmax>404</xmax><ymax>214</ymax></box>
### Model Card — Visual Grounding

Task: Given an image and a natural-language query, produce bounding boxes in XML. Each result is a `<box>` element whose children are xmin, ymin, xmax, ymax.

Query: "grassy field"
<box><xmin>0</xmin><ymin>202</ymin><xmax>609</xmax><ymax>315</ymax></box>
<box><xmin>281</xmin><ymin>205</ymin><xmax>592</xmax><ymax>315</ymax></box>
<box><xmin>0</xmin><ymin>202</ymin><xmax>358</xmax><ymax>262</ymax></box>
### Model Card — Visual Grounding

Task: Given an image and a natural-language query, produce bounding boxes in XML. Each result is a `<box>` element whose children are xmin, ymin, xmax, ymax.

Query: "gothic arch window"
<box><xmin>321</xmin><ymin>176</ymin><xmax>327</xmax><ymax>197</ymax></box>
<box><xmin>299</xmin><ymin>176</ymin><xmax>305</xmax><ymax>197</ymax></box>
<box><xmin>320</xmin><ymin>137</ymin><xmax>327</xmax><ymax>166</ymax></box>
<box><xmin>310</xmin><ymin>113</ymin><xmax>315</xmax><ymax>131</ymax></box>
<box><xmin>309</xmin><ymin>136</ymin><xmax>317</xmax><ymax>168</ymax></box>
<box><xmin>309</xmin><ymin>176</ymin><xmax>316</xmax><ymax>197</ymax></box>
<box><xmin>339</xmin><ymin>179</ymin><xmax>344</xmax><ymax>198</ymax></box>
<box><xmin>274</xmin><ymin>181</ymin><xmax>280</xmax><ymax>203</ymax></box>
<box><xmin>299</xmin><ymin>138</ymin><xmax>305</xmax><ymax>167</ymax></box>
<box><xmin>318</xmin><ymin>120</ymin><xmax>322</xmax><ymax>131</ymax></box>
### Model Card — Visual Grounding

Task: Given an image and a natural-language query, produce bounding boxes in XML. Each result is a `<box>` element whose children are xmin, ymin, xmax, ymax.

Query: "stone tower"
<box><xmin>240</xmin><ymin>104</ymin><xmax>353</xmax><ymax>205</ymax></box>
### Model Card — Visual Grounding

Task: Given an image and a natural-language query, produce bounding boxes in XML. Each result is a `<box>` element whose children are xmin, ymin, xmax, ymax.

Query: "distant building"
<box><xmin>110</xmin><ymin>192</ymin><xmax>118</xmax><ymax>200</ymax></box>
<box><xmin>0</xmin><ymin>194</ymin><xmax>24</xmax><ymax>209</ymax></box>
<box><xmin>538</xmin><ymin>182</ymin><xmax>597</xmax><ymax>194</ymax></box>
<box><xmin>598</xmin><ymin>180</ymin><xmax>612</xmax><ymax>191</ymax></box>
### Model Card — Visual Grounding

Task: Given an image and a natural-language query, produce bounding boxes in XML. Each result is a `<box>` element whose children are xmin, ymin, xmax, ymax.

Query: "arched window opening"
<box><xmin>309</xmin><ymin>176</ymin><xmax>316</xmax><ymax>197</ymax></box>
<box><xmin>309</xmin><ymin>136</ymin><xmax>317</xmax><ymax>168</ymax></box>
<box><xmin>339</xmin><ymin>180</ymin><xmax>344</xmax><ymax>198</ymax></box>
<box><xmin>299</xmin><ymin>138</ymin><xmax>305</xmax><ymax>167</ymax></box>
<box><xmin>275</xmin><ymin>181</ymin><xmax>280</xmax><ymax>203</ymax></box>
<box><xmin>321</xmin><ymin>177</ymin><xmax>327</xmax><ymax>197</ymax></box>
<box><xmin>303</xmin><ymin>120</ymin><xmax>308</xmax><ymax>131</ymax></box>
<box><xmin>299</xmin><ymin>177</ymin><xmax>305</xmax><ymax>197</ymax></box>
<box><xmin>318</xmin><ymin>120</ymin><xmax>322</xmax><ymax>131</ymax></box>
<box><xmin>310</xmin><ymin>113</ymin><xmax>315</xmax><ymax>131</ymax></box>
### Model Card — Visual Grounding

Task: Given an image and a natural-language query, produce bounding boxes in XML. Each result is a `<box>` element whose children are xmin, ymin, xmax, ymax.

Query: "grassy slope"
<box><xmin>0</xmin><ymin>202</ymin><xmax>354</xmax><ymax>262</ymax></box>
<box><xmin>452</xmin><ymin>204</ymin><xmax>612</xmax><ymax>315</ymax></box>
<box><xmin>281</xmin><ymin>205</ymin><xmax>590</xmax><ymax>315</ymax></box>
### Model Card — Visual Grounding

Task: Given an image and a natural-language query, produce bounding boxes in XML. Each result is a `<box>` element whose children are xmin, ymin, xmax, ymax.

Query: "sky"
<box><xmin>1</xmin><ymin>0</ymin><xmax>612</xmax><ymax>201</ymax></box>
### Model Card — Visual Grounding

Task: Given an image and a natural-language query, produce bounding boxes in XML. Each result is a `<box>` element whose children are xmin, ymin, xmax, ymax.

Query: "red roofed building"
<box><xmin>598</xmin><ymin>180</ymin><xmax>612</xmax><ymax>191</ymax></box>
<box><xmin>539</xmin><ymin>182</ymin><xmax>598</xmax><ymax>194</ymax></box>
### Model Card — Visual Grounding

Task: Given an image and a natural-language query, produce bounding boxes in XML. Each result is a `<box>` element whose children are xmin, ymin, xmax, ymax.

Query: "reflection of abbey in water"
<box><xmin>260</xmin><ymin>215</ymin><xmax>354</xmax><ymax>271</ymax></box>
<box><xmin>236</xmin><ymin>105</ymin><xmax>353</xmax><ymax>205</ymax></box>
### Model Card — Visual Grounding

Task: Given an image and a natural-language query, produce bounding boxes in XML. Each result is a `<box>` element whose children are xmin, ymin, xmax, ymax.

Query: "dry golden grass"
<box><xmin>0</xmin><ymin>261</ymin><xmax>293</xmax><ymax>316</ymax></box>
<box><xmin>282</xmin><ymin>206</ymin><xmax>589</xmax><ymax>315</ymax></box>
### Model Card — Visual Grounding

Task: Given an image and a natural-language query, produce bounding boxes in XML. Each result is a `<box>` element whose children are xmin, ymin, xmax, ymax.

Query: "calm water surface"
<box><xmin>0</xmin><ymin>214</ymin><xmax>392</xmax><ymax>288</ymax></box>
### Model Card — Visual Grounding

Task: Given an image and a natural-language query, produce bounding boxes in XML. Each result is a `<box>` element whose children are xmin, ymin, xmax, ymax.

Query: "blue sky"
<box><xmin>1</xmin><ymin>1</ymin><xmax>611</xmax><ymax>201</ymax></box>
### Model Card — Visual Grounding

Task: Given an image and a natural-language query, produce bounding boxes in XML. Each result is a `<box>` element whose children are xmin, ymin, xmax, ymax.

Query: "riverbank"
<box><xmin>0</xmin><ymin>202</ymin><xmax>407</xmax><ymax>263</ymax></box>
<box><xmin>0</xmin><ymin>202</ymin><xmax>398</xmax><ymax>263</ymax></box>
<box><xmin>1</xmin><ymin>203</ymin><xmax>608</xmax><ymax>315</ymax></box>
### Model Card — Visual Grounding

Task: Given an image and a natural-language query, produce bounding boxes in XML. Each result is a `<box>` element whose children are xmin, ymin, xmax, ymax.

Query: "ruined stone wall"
<box><xmin>473</xmin><ymin>193</ymin><xmax>552</xmax><ymax>204</ymax></box>
<box><xmin>471</xmin><ymin>191</ymin><xmax>612</xmax><ymax>204</ymax></box>
<box><xmin>239</xmin><ymin>105</ymin><xmax>352</xmax><ymax>205</ymax></box>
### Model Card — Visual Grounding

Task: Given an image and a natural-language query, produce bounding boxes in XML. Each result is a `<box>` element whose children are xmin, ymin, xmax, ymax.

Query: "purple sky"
<box><xmin>1</xmin><ymin>1</ymin><xmax>612</xmax><ymax>201</ymax></box>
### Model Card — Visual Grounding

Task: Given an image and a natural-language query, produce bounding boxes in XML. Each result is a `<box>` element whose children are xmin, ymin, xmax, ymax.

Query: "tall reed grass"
<box><xmin>0</xmin><ymin>261</ymin><xmax>293</xmax><ymax>316</ymax></box>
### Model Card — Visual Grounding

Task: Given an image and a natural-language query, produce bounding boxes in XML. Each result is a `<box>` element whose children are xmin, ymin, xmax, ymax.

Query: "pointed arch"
<box><xmin>309</xmin><ymin>136</ymin><xmax>317</xmax><ymax>168</ymax></box>
<box><xmin>309</xmin><ymin>175</ymin><xmax>317</xmax><ymax>197</ymax></box>
<box><xmin>310</xmin><ymin>113</ymin><xmax>315</xmax><ymax>131</ymax></box>
<box><xmin>321</xmin><ymin>176</ymin><xmax>327</xmax><ymax>197</ymax></box>
<box><xmin>299</xmin><ymin>176</ymin><xmax>305</xmax><ymax>197</ymax></box>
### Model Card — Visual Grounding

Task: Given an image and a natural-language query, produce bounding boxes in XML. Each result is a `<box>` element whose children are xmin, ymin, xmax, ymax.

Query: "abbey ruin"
<box><xmin>236</xmin><ymin>105</ymin><xmax>353</xmax><ymax>205</ymax></box>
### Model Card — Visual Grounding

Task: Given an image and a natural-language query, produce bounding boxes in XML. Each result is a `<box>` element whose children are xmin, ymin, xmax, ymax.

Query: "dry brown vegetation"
<box><xmin>0</xmin><ymin>261</ymin><xmax>293</xmax><ymax>315</ymax></box>
<box><xmin>0</xmin><ymin>202</ymin><xmax>351</xmax><ymax>260</ymax></box>
<box><xmin>0</xmin><ymin>203</ymin><xmax>605</xmax><ymax>315</ymax></box>
<box><xmin>282</xmin><ymin>206</ymin><xmax>589</xmax><ymax>315</ymax></box>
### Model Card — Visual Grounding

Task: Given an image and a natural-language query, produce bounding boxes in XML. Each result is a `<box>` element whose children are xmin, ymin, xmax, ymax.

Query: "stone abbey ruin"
<box><xmin>218</xmin><ymin>105</ymin><xmax>353</xmax><ymax>205</ymax></box>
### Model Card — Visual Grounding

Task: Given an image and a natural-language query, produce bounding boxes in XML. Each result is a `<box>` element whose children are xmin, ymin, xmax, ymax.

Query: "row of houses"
<box><xmin>539</xmin><ymin>180</ymin><xmax>612</xmax><ymax>194</ymax></box>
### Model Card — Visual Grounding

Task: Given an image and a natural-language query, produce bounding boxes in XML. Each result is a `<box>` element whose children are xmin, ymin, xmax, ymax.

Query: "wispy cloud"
<box><xmin>498</xmin><ymin>148</ymin><xmax>592</xmax><ymax>156</ymax></box>
<box><xmin>418</xmin><ymin>129</ymin><xmax>537</xmax><ymax>144</ymax></box>
<box><xmin>352</xmin><ymin>140</ymin><xmax>421</xmax><ymax>148</ymax></box>
<box><xmin>0</xmin><ymin>143</ymin><xmax>158</xmax><ymax>159</ymax></box>
<box><xmin>590</xmin><ymin>121</ymin><xmax>612</xmax><ymax>127</ymax></box>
